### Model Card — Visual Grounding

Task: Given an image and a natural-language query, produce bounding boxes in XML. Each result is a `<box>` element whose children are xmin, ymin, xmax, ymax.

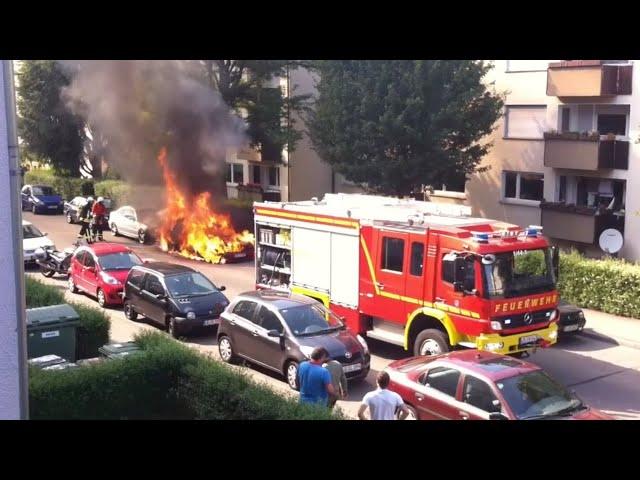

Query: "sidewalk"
<box><xmin>579</xmin><ymin>307</ymin><xmax>640</xmax><ymax>350</ymax></box>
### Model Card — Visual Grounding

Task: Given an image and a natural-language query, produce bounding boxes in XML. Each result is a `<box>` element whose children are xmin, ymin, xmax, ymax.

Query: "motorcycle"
<box><xmin>35</xmin><ymin>241</ymin><xmax>81</xmax><ymax>278</ymax></box>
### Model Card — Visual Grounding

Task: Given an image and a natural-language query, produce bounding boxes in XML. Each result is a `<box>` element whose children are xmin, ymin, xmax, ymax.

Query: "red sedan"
<box><xmin>68</xmin><ymin>243</ymin><xmax>143</xmax><ymax>307</ymax></box>
<box><xmin>385</xmin><ymin>350</ymin><xmax>613</xmax><ymax>420</ymax></box>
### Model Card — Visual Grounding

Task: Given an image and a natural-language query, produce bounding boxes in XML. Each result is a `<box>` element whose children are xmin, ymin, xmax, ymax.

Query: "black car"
<box><xmin>123</xmin><ymin>262</ymin><xmax>229</xmax><ymax>338</ymax></box>
<box><xmin>557</xmin><ymin>300</ymin><xmax>586</xmax><ymax>337</ymax></box>
<box><xmin>217</xmin><ymin>290</ymin><xmax>371</xmax><ymax>390</ymax></box>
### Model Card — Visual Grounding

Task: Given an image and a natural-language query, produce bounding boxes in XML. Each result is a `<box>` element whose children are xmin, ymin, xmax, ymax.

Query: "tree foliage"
<box><xmin>16</xmin><ymin>60</ymin><xmax>85</xmax><ymax>175</ymax></box>
<box><xmin>306</xmin><ymin>60</ymin><xmax>505</xmax><ymax>195</ymax></box>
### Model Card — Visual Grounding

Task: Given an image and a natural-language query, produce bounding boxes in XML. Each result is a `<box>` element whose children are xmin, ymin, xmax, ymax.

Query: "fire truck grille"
<box><xmin>493</xmin><ymin>309</ymin><xmax>554</xmax><ymax>330</ymax></box>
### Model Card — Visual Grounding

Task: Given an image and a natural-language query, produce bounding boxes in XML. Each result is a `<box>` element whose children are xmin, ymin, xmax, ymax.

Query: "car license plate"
<box><xmin>519</xmin><ymin>335</ymin><xmax>539</xmax><ymax>346</ymax></box>
<box><xmin>203</xmin><ymin>319</ymin><xmax>216</xmax><ymax>326</ymax></box>
<box><xmin>48</xmin><ymin>205</ymin><xmax>58</xmax><ymax>209</ymax></box>
<box><xmin>563</xmin><ymin>324</ymin><xmax>579</xmax><ymax>332</ymax></box>
<box><xmin>234</xmin><ymin>253</ymin><xmax>246</xmax><ymax>258</ymax></box>
<box><xmin>343</xmin><ymin>363</ymin><xmax>362</xmax><ymax>373</ymax></box>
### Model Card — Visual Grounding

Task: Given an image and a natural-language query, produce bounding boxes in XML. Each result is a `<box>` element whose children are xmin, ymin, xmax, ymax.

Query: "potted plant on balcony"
<box><xmin>605</xmin><ymin>132</ymin><xmax>617</xmax><ymax>141</ymax></box>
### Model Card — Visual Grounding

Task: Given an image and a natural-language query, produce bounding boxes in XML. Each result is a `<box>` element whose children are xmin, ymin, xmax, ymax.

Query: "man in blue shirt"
<box><xmin>298</xmin><ymin>347</ymin><xmax>335</xmax><ymax>405</ymax></box>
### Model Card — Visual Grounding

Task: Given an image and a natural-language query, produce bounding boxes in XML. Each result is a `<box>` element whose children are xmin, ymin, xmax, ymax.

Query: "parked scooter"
<box><xmin>35</xmin><ymin>241</ymin><xmax>81</xmax><ymax>278</ymax></box>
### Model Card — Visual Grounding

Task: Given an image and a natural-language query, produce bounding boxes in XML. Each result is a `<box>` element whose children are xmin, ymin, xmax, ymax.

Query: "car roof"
<box><xmin>235</xmin><ymin>290</ymin><xmax>321</xmax><ymax>310</ymax></box>
<box><xmin>83</xmin><ymin>243</ymin><xmax>133</xmax><ymax>256</ymax></box>
<box><xmin>390</xmin><ymin>350</ymin><xmax>541</xmax><ymax>382</ymax></box>
<box><xmin>133</xmin><ymin>262</ymin><xmax>196</xmax><ymax>276</ymax></box>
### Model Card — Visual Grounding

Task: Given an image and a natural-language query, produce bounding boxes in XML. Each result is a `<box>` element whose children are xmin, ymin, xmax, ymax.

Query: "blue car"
<box><xmin>21</xmin><ymin>184</ymin><xmax>64</xmax><ymax>214</ymax></box>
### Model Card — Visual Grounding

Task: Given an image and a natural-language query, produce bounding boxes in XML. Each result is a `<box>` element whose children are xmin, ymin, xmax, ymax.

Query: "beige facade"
<box><xmin>466</xmin><ymin>60</ymin><xmax>640</xmax><ymax>261</ymax></box>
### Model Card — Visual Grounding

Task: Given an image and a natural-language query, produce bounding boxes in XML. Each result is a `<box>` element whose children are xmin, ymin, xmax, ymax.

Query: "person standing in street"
<box><xmin>323</xmin><ymin>357</ymin><xmax>347</xmax><ymax>409</ymax></box>
<box><xmin>298</xmin><ymin>347</ymin><xmax>335</xmax><ymax>406</ymax></box>
<box><xmin>358</xmin><ymin>370</ymin><xmax>410</xmax><ymax>420</ymax></box>
<box><xmin>78</xmin><ymin>197</ymin><xmax>94</xmax><ymax>241</ymax></box>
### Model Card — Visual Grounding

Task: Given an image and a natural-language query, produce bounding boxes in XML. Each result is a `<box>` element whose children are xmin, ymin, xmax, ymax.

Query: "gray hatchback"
<box><xmin>217</xmin><ymin>290</ymin><xmax>371</xmax><ymax>390</ymax></box>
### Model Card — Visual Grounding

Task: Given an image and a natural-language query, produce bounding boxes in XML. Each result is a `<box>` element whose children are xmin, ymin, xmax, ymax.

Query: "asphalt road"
<box><xmin>23</xmin><ymin>211</ymin><xmax>640</xmax><ymax>419</ymax></box>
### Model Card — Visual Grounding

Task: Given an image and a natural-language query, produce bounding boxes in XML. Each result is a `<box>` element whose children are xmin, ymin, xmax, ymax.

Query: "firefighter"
<box><xmin>91</xmin><ymin>197</ymin><xmax>107</xmax><ymax>241</ymax></box>
<box><xmin>78</xmin><ymin>196</ymin><xmax>95</xmax><ymax>241</ymax></box>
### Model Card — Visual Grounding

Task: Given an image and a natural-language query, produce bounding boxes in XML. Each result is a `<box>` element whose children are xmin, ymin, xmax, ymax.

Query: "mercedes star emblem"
<box><xmin>524</xmin><ymin>312</ymin><xmax>533</xmax><ymax>325</ymax></box>
<box><xmin>345</xmin><ymin>351</ymin><xmax>352</xmax><ymax>359</ymax></box>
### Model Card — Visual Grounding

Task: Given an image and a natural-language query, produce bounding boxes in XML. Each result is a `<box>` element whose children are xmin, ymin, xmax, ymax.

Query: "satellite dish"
<box><xmin>599</xmin><ymin>229</ymin><xmax>623</xmax><ymax>254</ymax></box>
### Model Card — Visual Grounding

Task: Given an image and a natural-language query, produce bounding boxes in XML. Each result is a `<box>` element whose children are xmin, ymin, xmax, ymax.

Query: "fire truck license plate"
<box><xmin>519</xmin><ymin>335</ymin><xmax>539</xmax><ymax>346</ymax></box>
<box><xmin>343</xmin><ymin>363</ymin><xmax>362</xmax><ymax>373</ymax></box>
<box><xmin>234</xmin><ymin>253</ymin><xmax>246</xmax><ymax>258</ymax></box>
<box><xmin>563</xmin><ymin>324</ymin><xmax>579</xmax><ymax>332</ymax></box>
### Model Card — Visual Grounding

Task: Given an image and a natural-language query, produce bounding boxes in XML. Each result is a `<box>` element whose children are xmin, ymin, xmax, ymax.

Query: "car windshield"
<box><xmin>497</xmin><ymin>370</ymin><xmax>583</xmax><ymax>420</ymax></box>
<box><xmin>482</xmin><ymin>248</ymin><xmax>556</xmax><ymax>299</ymax></box>
<box><xmin>98</xmin><ymin>252</ymin><xmax>142</xmax><ymax>271</ymax></box>
<box><xmin>280</xmin><ymin>303</ymin><xmax>344</xmax><ymax>337</ymax></box>
<box><xmin>164</xmin><ymin>272</ymin><xmax>218</xmax><ymax>297</ymax></box>
<box><xmin>32</xmin><ymin>186</ymin><xmax>55</xmax><ymax>196</ymax></box>
<box><xmin>23</xmin><ymin>224</ymin><xmax>44</xmax><ymax>239</ymax></box>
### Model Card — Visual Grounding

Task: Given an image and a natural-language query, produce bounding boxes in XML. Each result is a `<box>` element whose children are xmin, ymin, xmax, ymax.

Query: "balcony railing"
<box><xmin>547</xmin><ymin>61</ymin><xmax>632</xmax><ymax>97</ymax></box>
<box><xmin>540</xmin><ymin>202</ymin><xmax>625</xmax><ymax>244</ymax></box>
<box><xmin>543</xmin><ymin>132</ymin><xmax>629</xmax><ymax>170</ymax></box>
<box><xmin>236</xmin><ymin>146</ymin><xmax>261</xmax><ymax>162</ymax></box>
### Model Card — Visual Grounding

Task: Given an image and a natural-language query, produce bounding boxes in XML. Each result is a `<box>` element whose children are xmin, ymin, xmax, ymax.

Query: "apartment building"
<box><xmin>464</xmin><ymin>60</ymin><xmax>639</xmax><ymax>261</ymax></box>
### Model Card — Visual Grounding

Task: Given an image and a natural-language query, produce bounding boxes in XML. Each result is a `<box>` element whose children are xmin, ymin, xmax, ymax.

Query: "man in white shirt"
<box><xmin>358</xmin><ymin>370</ymin><xmax>410</xmax><ymax>420</ymax></box>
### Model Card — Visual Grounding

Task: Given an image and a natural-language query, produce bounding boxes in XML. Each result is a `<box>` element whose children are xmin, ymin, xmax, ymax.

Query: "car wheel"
<box><xmin>68</xmin><ymin>276</ymin><xmax>78</xmax><ymax>293</ymax></box>
<box><xmin>285</xmin><ymin>360</ymin><xmax>300</xmax><ymax>391</ymax></box>
<box><xmin>66</xmin><ymin>213</ymin><xmax>74</xmax><ymax>224</ymax></box>
<box><xmin>167</xmin><ymin>317</ymin><xmax>180</xmax><ymax>338</ymax></box>
<box><xmin>40</xmin><ymin>265</ymin><xmax>55</xmax><ymax>278</ymax></box>
<box><xmin>97</xmin><ymin>289</ymin><xmax>106</xmax><ymax>308</ymax></box>
<box><xmin>397</xmin><ymin>404</ymin><xmax>419</xmax><ymax>420</ymax></box>
<box><xmin>414</xmin><ymin>329</ymin><xmax>449</xmax><ymax>357</ymax></box>
<box><xmin>218</xmin><ymin>336</ymin><xmax>237</xmax><ymax>363</ymax></box>
<box><xmin>138</xmin><ymin>230</ymin><xmax>146</xmax><ymax>244</ymax></box>
<box><xmin>111</xmin><ymin>223</ymin><xmax>119</xmax><ymax>236</ymax></box>
<box><xmin>124</xmin><ymin>301</ymin><xmax>138</xmax><ymax>321</ymax></box>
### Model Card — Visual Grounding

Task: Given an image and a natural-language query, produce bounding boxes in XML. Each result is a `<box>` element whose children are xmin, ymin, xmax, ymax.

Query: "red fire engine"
<box><xmin>253</xmin><ymin>193</ymin><xmax>559</xmax><ymax>357</ymax></box>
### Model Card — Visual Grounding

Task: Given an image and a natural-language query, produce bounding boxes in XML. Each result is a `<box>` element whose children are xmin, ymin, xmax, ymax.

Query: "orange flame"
<box><xmin>157</xmin><ymin>147</ymin><xmax>254</xmax><ymax>263</ymax></box>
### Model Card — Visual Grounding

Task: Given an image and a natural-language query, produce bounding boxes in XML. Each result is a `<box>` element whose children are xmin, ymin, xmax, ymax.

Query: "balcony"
<box><xmin>547</xmin><ymin>61</ymin><xmax>632</xmax><ymax>97</ymax></box>
<box><xmin>236</xmin><ymin>146</ymin><xmax>261</xmax><ymax>162</ymax></box>
<box><xmin>540</xmin><ymin>202</ymin><xmax>625</xmax><ymax>244</ymax></box>
<box><xmin>543</xmin><ymin>132</ymin><xmax>629</xmax><ymax>170</ymax></box>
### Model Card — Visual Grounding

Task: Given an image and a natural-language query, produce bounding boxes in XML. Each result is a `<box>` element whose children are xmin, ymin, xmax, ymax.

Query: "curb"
<box><xmin>579</xmin><ymin>328</ymin><xmax>640</xmax><ymax>351</ymax></box>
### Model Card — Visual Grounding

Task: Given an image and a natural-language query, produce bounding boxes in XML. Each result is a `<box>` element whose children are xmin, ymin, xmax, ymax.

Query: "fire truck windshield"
<box><xmin>482</xmin><ymin>248</ymin><xmax>556</xmax><ymax>299</ymax></box>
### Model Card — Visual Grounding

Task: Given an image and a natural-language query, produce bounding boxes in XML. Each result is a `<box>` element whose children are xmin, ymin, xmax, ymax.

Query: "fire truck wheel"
<box><xmin>414</xmin><ymin>329</ymin><xmax>449</xmax><ymax>357</ymax></box>
<box><xmin>285</xmin><ymin>361</ymin><xmax>300</xmax><ymax>391</ymax></box>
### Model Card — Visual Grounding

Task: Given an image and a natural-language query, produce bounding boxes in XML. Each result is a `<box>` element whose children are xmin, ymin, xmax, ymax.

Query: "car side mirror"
<box><xmin>490</xmin><ymin>399</ymin><xmax>502</xmax><ymax>413</ymax></box>
<box><xmin>219</xmin><ymin>286</ymin><xmax>226</xmax><ymax>292</ymax></box>
<box><xmin>267</xmin><ymin>329</ymin><xmax>283</xmax><ymax>338</ymax></box>
<box><xmin>155</xmin><ymin>293</ymin><xmax>167</xmax><ymax>301</ymax></box>
<box><xmin>489</xmin><ymin>412</ymin><xmax>509</xmax><ymax>421</ymax></box>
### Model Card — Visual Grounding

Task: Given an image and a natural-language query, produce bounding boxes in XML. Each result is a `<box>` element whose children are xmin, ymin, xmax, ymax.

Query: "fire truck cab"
<box><xmin>253</xmin><ymin>193</ymin><xmax>559</xmax><ymax>357</ymax></box>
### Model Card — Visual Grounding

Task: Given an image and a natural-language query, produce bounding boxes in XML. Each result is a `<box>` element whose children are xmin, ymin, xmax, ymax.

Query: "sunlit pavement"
<box><xmin>24</xmin><ymin>211</ymin><xmax>640</xmax><ymax>419</ymax></box>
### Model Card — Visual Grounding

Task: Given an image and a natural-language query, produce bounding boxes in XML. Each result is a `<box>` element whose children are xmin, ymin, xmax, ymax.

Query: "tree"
<box><xmin>192</xmin><ymin>60</ymin><xmax>310</xmax><ymax>161</ymax></box>
<box><xmin>306</xmin><ymin>61</ymin><xmax>505</xmax><ymax>196</ymax></box>
<box><xmin>16</xmin><ymin>60</ymin><xmax>85</xmax><ymax>176</ymax></box>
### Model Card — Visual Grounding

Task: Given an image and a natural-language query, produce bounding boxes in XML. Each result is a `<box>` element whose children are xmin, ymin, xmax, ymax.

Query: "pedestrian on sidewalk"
<box><xmin>323</xmin><ymin>357</ymin><xmax>347</xmax><ymax>409</ymax></box>
<box><xmin>298</xmin><ymin>347</ymin><xmax>335</xmax><ymax>406</ymax></box>
<box><xmin>358</xmin><ymin>370</ymin><xmax>410</xmax><ymax>420</ymax></box>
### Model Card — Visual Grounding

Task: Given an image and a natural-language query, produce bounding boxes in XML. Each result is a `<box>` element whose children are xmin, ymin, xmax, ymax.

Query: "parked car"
<box><xmin>109</xmin><ymin>205</ymin><xmax>155</xmax><ymax>244</ymax></box>
<box><xmin>68</xmin><ymin>243</ymin><xmax>143</xmax><ymax>307</ymax></box>
<box><xmin>385</xmin><ymin>350</ymin><xmax>612</xmax><ymax>420</ymax></box>
<box><xmin>123</xmin><ymin>262</ymin><xmax>229</xmax><ymax>338</ymax></box>
<box><xmin>217</xmin><ymin>290</ymin><xmax>371</xmax><ymax>390</ymax></box>
<box><xmin>22</xmin><ymin>220</ymin><xmax>55</xmax><ymax>263</ymax></box>
<box><xmin>557</xmin><ymin>300</ymin><xmax>586</xmax><ymax>337</ymax></box>
<box><xmin>21</xmin><ymin>184</ymin><xmax>64</xmax><ymax>214</ymax></box>
<box><xmin>64</xmin><ymin>196</ymin><xmax>113</xmax><ymax>224</ymax></box>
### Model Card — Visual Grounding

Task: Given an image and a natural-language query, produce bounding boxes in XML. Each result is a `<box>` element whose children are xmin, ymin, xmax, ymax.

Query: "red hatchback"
<box><xmin>385</xmin><ymin>350</ymin><xmax>613</xmax><ymax>420</ymax></box>
<box><xmin>68</xmin><ymin>243</ymin><xmax>143</xmax><ymax>307</ymax></box>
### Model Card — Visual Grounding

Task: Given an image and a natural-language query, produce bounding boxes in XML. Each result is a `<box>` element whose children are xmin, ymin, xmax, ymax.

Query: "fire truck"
<box><xmin>253</xmin><ymin>193</ymin><xmax>560</xmax><ymax>357</ymax></box>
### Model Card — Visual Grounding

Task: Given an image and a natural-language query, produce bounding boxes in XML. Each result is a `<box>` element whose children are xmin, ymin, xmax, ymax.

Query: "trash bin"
<box><xmin>28</xmin><ymin>354</ymin><xmax>67</xmax><ymax>369</ymax></box>
<box><xmin>98</xmin><ymin>341</ymin><xmax>141</xmax><ymax>359</ymax></box>
<box><xmin>26</xmin><ymin>304</ymin><xmax>80</xmax><ymax>362</ymax></box>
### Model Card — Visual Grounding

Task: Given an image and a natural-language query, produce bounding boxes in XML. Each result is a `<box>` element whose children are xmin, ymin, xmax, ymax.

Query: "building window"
<box><xmin>506</xmin><ymin>60</ymin><xmax>550</xmax><ymax>72</ymax></box>
<box><xmin>381</xmin><ymin>237</ymin><xmax>404</xmax><ymax>273</ymax></box>
<box><xmin>268</xmin><ymin>166</ymin><xmax>280</xmax><ymax>187</ymax></box>
<box><xmin>226</xmin><ymin>163</ymin><xmax>244</xmax><ymax>184</ymax></box>
<box><xmin>504</xmin><ymin>106</ymin><xmax>547</xmax><ymax>139</ymax></box>
<box><xmin>597</xmin><ymin>114</ymin><xmax>627</xmax><ymax>136</ymax></box>
<box><xmin>252</xmin><ymin>165</ymin><xmax>261</xmax><ymax>184</ymax></box>
<box><xmin>503</xmin><ymin>171</ymin><xmax>544</xmax><ymax>202</ymax></box>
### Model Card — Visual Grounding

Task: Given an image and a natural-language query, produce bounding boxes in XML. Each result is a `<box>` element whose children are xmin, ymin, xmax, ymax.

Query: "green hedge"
<box><xmin>521</xmin><ymin>249</ymin><xmax>640</xmax><ymax>319</ymax></box>
<box><xmin>30</xmin><ymin>331</ymin><xmax>340</xmax><ymax>420</ymax></box>
<box><xmin>25</xmin><ymin>277</ymin><xmax>110</xmax><ymax>360</ymax></box>
<box><xmin>94</xmin><ymin>180</ymin><xmax>131</xmax><ymax>208</ymax></box>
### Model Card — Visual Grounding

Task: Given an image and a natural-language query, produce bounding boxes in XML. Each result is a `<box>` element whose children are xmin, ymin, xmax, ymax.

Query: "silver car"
<box><xmin>108</xmin><ymin>206</ymin><xmax>154</xmax><ymax>244</ymax></box>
